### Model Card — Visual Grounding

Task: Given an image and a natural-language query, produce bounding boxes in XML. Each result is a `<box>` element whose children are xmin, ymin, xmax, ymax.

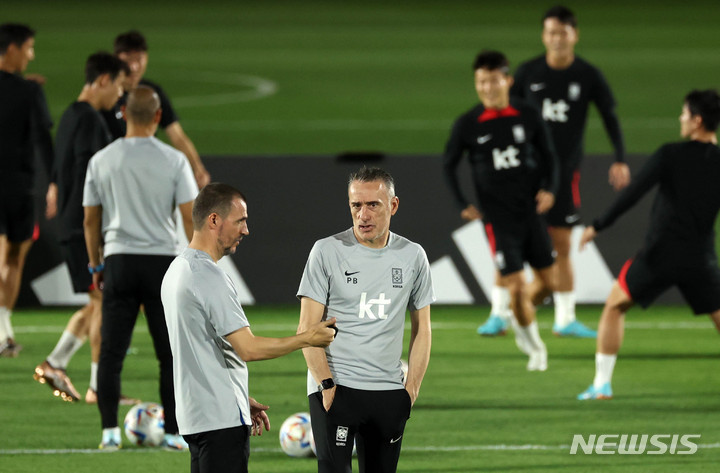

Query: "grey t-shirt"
<box><xmin>161</xmin><ymin>248</ymin><xmax>251</xmax><ymax>435</ymax></box>
<box><xmin>297</xmin><ymin>228</ymin><xmax>435</xmax><ymax>394</ymax></box>
<box><xmin>82</xmin><ymin>136</ymin><xmax>198</xmax><ymax>257</ymax></box>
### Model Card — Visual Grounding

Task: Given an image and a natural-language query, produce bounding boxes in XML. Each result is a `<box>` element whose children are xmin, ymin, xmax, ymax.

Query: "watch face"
<box><xmin>321</xmin><ymin>378</ymin><xmax>334</xmax><ymax>390</ymax></box>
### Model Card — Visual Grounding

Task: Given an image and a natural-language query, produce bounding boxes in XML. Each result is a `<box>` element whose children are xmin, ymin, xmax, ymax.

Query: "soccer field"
<box><xmin>2</xmin><ymin>306</ymin><xmax>719</xmax><ymax>472</ymax></box>
<box><xmin>6</xmin><ymin>0</ymin><xmax>720</xmax><ymax>155</ymax></box>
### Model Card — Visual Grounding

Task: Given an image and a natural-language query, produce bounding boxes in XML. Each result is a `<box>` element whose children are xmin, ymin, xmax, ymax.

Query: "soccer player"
<box><xmin>577</xmin><ymin>89</ymin><xmax>720</xmax><ymax>400</ymax></box>
<box><xmin>161</xmin><ymin>183</ymin><xmax>337</xmax><ymax>473</ymax></box>
<box><xmin>102</xmin><ymin>30</ymin><xmax>211</xmax><ymax>188</ymax></box>
<box><xmin>0</xmin><ymin>23</ymin><xmax>54</xmax><ymax>357</ymax></box>
<box><xmin>34</xmin><ymin>52</ymin><xmax>128</xmax><ymax>403</ymax></box>
<box><xmin>478</xmin><ymin>5</ymin><xmax>630</xmax><ymax>338</ymax></box>
<box><xmin>83</xmin><ymin>86</ymin><xmax>198</xmax><ymax>450</ymax></box>
<box><xmin>297</xmin><ymin>167</ymin><xmax>434</xmax><ymax>473</ymax></box>
<box><xmin>443</xmin><ymin>50</ymin><xmax>559</xmax><ymax>370</ymax></box>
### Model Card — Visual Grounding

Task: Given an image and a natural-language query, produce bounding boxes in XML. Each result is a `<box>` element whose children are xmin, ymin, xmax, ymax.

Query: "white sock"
<box><xmin>102</xmin><ymin>426</ymin><xmax>121</xmax><ymax>442</ymax></box>
<box><xmin>89</xmin><ymin>362</ymin><xmax>98</xmax><ymax>391</ymax></box>
<box><xmin>554</xmin><ymin>291</ymin><xmax>576</xmax><ymax>327</ymax></box>
<box><xmin>593</xmin><ymin>353</ymin><xmax>617</xmax><ymax>388</ymax></box>
<box><xmin>47</xmin><ymin>331</ymin><xmax>85</xmax><ymax>369</ymax></box>
<box><xmin>514</xmin><ymin>321</ymin><xmax>545</xmax><ymax>352</ymax></box>
<box><xmin>0</xmin><ymin>307</ymin><xmax>12</xmax><ymax>340</ymax></box>
<box><xmin>490</xmin><ymin>286</ymin><xmax>511</xmax><ymax>321</ymax></box>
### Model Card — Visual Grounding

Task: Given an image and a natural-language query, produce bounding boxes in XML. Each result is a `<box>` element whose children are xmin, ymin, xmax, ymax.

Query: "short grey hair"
<box><xmin>348</xmin><ymin>166</ymin><xmax>396</xmax><ymax>198</ymax></box>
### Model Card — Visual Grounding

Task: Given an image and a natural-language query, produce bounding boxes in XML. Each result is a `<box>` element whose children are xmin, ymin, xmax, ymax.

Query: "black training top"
<box><xmin>511</xmin><ymin>55</ymin><xmax>624</xmax><ymax>171</ymax></box>
<box><xmin>443</xmin><ymin>98</ymin><xmax>559</xmax><ymax>222</ymax></box>
<box><xmin>594</xmin><ymin>141</ymin><xmax>720</xmax><ymax>259</ymax></box>
<box><xmin>53</xmin><ymin>101</ymin><xmax>112</xmax><ymax>241</ymax></box>
<box><xmin>101</xmin><ymin>78</ymin><xmax>179</xmax><ymax>140</ymax></box>
<box><xmin>0</xmin><ymin>71</ymin><xmax>54</xmax><ymax>195</ymax></box>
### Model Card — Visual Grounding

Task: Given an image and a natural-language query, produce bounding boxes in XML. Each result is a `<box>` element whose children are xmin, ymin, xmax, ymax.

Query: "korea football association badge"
<box><xmin>568</xmin><ymin>82</ymin><xmax>581</xmax><ymax>101</ymax></box>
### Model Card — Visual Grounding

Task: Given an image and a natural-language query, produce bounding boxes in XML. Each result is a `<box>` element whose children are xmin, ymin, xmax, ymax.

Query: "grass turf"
<box><xmin>1</xmin><ymin>305</ymin><xmax>719</xmax><ymax>472</ymax></box>
<box><xmin>4</xmin><ymin>0</ymin><xmax>720</xmax><ymax>155</ymax></box>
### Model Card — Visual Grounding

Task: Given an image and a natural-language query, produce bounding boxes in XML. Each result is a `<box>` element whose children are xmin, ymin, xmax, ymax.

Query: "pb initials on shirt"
<box><xmin>358</xmin><ymin>292</ymin><xmax>391</xmax><ymax>320</ymax></box>
<box><xmin>493</xmin><ymin>146</ymin><xmax>521</xmax><ymax>170</ymax></box>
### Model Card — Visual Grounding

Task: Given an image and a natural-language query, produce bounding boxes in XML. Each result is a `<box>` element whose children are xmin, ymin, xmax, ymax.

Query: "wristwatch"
<box><xmin>319</xmin><ymin>378</ymin><xmax>335</xmax><ymax>391</ymax></box>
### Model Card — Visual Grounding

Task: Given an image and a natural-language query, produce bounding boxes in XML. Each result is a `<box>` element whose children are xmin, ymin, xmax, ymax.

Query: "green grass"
<box><xmin>2</xmin><ymin>305</ymin><xmax>719</xmax><ymax>472</ymax></box>
<box><xmin>5</xmin><ymin>0</ymin><xmax>720</xmax><ymax>155</ymax></box>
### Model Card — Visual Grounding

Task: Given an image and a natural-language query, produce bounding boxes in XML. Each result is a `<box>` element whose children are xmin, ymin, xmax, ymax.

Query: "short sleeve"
<box><xmin>82</xmin><ymin>157</ymin><xmax>101</xmax><ymax>207</ymax></box>
<box><xmin>296</xmin><ymin>242</ymin><xmax>330</xmax><ymax>306</ymax></box>
<box><xmin>408</xmin><ymin>246</ymin><xmax>436</xmax><ymax>311</ymax></box>
<box><xmin>201</xmin><ymin>268</ymin><xmax>250</xmax><ymax>337</ymax></box>
<box><xmin>175</xmin><ymin>155</ymin><xmax>199</xmax><ymax>204</ymax></box>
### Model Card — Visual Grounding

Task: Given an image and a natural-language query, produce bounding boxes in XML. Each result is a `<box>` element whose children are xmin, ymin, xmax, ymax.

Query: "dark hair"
<box><xmin>472</xmin><ymin>50</ymin><xmax>510</xmax><ymax>75</ymax></box>
<box><xmin>85</xmin><ymin>51</ymin><xmax>128</xmax><ymax>84</ymax></box>
<box><xmin>192</xmin><ymin>183</ymin><xmax>247</xmax><ymax>230</ymax></box>
<box><xmin>114</xmin><ymin>30</ymin><xmax>148</xmax><ymax>54</ymax></box>
<box><xmin>0</xmin><ymin>23</ymin><xmax>34</xmax><ymax>55</ymax></box>
<box><xmin>543</xmin><ymin>5</ymin><xmax>577</xmax><ymax>28</ymax></box>
<box><xmin>685</xmin><ymin>89</ymin><xmax>720</xmax><ymax>132</ymax></box>
<box><xmin>348</xmin><ymin>166</ymin><xmax>396</xmax><ymax>198</ymax></box>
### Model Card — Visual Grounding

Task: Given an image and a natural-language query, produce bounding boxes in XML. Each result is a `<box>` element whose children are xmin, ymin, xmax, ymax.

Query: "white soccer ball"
<box><xmin>279</xmin><ymin>412</ymin><xmax>314</xmax><ymax>457</ymax></box>
<box><xmin>124</xmin><ymin>402</ymin><xmax>165</xmax><ymax>447</ymax></box>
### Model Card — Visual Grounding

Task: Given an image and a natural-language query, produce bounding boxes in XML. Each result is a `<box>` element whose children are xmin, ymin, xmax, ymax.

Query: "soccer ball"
<box><xmin>279</xmin><ymin>412</ymin><xmax>314</xmax><ymax>457</ymax></box>
<box><xmin>124</xmin><ymin>402</ymin><xmax>165</xmax><ymax>446</ymax></box>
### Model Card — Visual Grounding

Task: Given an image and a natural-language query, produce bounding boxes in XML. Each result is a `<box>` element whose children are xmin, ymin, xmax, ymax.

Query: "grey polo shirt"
<box><xmin>297</xmin><ymin>228</ymin><xmax>435</xmax><ymax>394</ymax></box>
<box><xmin>161</xmin><ymin>247</ymin><xmax>251</xmax><ymax>435</ymax></box>
<box><xmin>82</xmin><ymin>136</ymin><xmax>198</xmax><ymax>257</ymax></box>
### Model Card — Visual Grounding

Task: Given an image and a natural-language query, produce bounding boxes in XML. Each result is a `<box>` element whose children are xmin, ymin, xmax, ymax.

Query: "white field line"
<box><xmin>2</xmin><ymin>442</ymin><xmax>719</xmax><ymax>455</ymax></box>
<box><xmin>14</xmin><ymin>320</ymin><xmax>714</xmax><ymax>335</ymax></box>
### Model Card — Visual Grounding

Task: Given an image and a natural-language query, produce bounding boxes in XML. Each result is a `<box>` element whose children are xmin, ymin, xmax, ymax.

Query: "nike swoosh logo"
<box><xmin>565</xmin><ymin>214</ymin><xmax>580</xmax><ymax>224</ymax></box>
<box><xmin>390</xmin><ymin>435</ymin><xmax>403</xmax><ymax>444</ymax></box>
<box><xmin>344</xmin><ymin>270</ymin><xmax>360</xmax><ymax>276</ymax></box>
<box><xmin>530</xmin><ymin>83</ymin><xmax>546</xmax><ymax>91</ymax></box>
<box><xmin>477</xmin><ymin>134</ymin><xmax>492</xmax><ymax>144</ymax></box>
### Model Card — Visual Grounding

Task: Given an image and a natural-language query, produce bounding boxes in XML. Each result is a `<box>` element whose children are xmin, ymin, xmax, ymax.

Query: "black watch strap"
<box><xmin>320</xmin><ymin>378</ymin><xmax>335</xmax><ymax>391</ymax></box>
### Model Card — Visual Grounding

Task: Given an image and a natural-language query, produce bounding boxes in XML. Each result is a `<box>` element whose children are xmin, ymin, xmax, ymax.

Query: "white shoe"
<box><xmin>527</xmin><ymin>347</ymin><xmax>547</xmax><ymax>372</ymax></box>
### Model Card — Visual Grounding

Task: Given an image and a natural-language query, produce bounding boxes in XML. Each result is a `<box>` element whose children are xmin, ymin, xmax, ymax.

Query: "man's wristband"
<box><xmin>88</xmin><ymin>263</ymin><xmax>105</xmax><ymax>274</ymax></box>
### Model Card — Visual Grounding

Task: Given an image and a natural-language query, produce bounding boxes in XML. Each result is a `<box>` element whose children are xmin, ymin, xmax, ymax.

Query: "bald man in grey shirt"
<box><xmin>83</xmin><ymin>86</ymin><xmax>197</xmax><ymax>451</ymax></box>
<box><xmin>162</xmin><ymin>183</ymin><xmax>336</xmax><ymax>473</ymax></box>
<box><xmin>297</xmin><ymin>167</ymin><xmax>435</xmax><ymax>473</ymax></box>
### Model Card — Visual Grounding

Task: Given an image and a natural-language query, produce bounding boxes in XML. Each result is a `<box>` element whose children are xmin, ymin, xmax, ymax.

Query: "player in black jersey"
<box><xmin>475</xmin><ymin>5</ymin><xmax>629</xmax><ymax>339</ymax></box>
<box><xmin>34</xmin><ymin>53</ymin><xmax>135</xmax><ymax>404</ymax></box>
<box><xmin>577</xmin><ymin>89</ymin><xmax>720</xmax><ymax>400</ymax></box>
<box><xmin>0</xmin><ymin>24</ymin><xmax>54</xmax><ymax>357</ymax></box>
<box><xmin>102</xmin><ymin>31</ymin><xmax>210</xmax><ymax>188</ymax></box>
<box><xmin>444</xmin><ymin>51</ymin><xmax>560</xmax><ymax>371</ymax></box>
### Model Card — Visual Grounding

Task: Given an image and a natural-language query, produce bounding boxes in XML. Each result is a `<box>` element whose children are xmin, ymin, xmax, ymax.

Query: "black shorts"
<box><xmin>618</xmin><ymin>249</ymin><xmax>720</xmax><ymax>315</ymax></box>
<box><xmin>59</xmin><ymin>237</ymin><xmax>93</xmax><ymax>294</ymax></box>
<box><xmin>545</xmin><ymin>169</ymin><xmax>581</xmax><ymax>227</ymax></box>
<box><xmin>184</xmin><ymin>425</ymin><xmax>251</xmax><ymax>473</ymax></box>
<box><xmin>0</xmin><ymin>194</ymin><xmax>35</xmax><ymax>242</ymax></box>
<box><xmin>309</xmin><ymin>385</ymin><xmax>412</xmax><ymax>473</ymax></box>
<box><xmin>485</xmin><ymin>214</ymin><xmax>555</xmax><ymax>276</ymax></box>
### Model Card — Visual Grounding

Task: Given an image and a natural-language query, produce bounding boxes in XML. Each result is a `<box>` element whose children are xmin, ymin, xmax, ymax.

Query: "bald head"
<box><xmin>126</xmin><ymin>85</ymin><xmax>160</xmax><ymax>125</ymax></box>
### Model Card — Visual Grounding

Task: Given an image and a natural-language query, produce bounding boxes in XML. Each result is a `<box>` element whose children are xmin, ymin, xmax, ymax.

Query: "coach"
<box><xmin>83</xmin><ymin>85</ymin><xmax>198</xmax><ymax>450</ymax></box>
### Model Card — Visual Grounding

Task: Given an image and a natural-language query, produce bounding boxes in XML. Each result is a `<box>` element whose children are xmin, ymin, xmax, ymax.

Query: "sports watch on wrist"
<box><xmin>319</xmin><ymin>377</ymin><xmax>335</xmax><ymax>391</ymax></box>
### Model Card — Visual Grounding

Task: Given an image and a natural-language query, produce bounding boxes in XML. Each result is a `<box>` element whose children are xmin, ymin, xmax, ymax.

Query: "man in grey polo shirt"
<box><xmin>161</xmin><ymin>183</ymin><xmax>337</xmax><ymax>473</ymax></box>
<box><xmin>297</xmin><ymin>166</ymin><xmax>435</xmax><ymax>473</ymax></box>
<box><xmin>83</xmin><ymin>85</ymin><xmax>198</xmax><ymax>450</ymax></box>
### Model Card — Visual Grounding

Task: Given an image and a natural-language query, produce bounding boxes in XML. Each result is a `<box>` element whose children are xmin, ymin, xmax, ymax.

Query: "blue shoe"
<box><xmin>162</xmin><ymin>433</ymin><xmax>189</xmax><ymax>451</ymax></box>
<box><xmin>477</xmin><ymin>315</ymin><xmax>508</xmax><ymax>336</ymax></box>
<box><xmin>553</xmin><ymin>320</ymin><xmax>597</xmax><ymax>338</ymax></box>
<box><xmin>577</xmin><ymin>382</ymin><xmax>613</xmax><ymax>400</ymax></box>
